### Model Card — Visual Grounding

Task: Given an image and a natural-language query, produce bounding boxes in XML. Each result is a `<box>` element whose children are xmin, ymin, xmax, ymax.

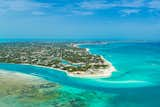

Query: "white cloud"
<box><xmin>148</xmin><ymin>0</ymin><xmax>160</xmax><ymax>9</ymax></box>
<box><xmin>0</xmin><ymin>0</ymin><xmax>51</xmax><ymax>14</ymax></box>
<box><xmin>119</xmin><ymin>0</ymin><xmax>145</xmax><ymax>8</ymax></box>
<box><xmin>0</xmin><ymin>0</ymin><xmax>160</xmax><ymax>16</ymax></box>
<box><xmin>78</xmin><ymin>0</ymin><xmax>145</xmax><ymax>10</ymax></box>
<box><xmin>79</xmin><ymin>0</ymin><xmax>116</xmax><ymax>9</ymax></box>
<box><xmin>71</xmin><ymin>10</ymin><xmax>93</xmax><ymax>15</ymax></box>
<box><xmin>120</xmin><ymin>9</ymin><xmax>140</xmax><ymax>16</ymax></box>
<box><xmin>77</xmin><ymin>0</ymin><xmax>160</xmax><ymax>15</ymax></box>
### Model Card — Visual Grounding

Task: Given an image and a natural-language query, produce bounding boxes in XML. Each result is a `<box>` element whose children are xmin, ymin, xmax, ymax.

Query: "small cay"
<box><xmin>0</xmin><ymin>42</ymin><xmax>115</xmax><ymax>78</ymax></box>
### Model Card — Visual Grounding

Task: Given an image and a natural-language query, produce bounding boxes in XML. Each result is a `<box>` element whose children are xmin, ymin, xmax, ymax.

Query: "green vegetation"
<box><xmin>0</xmin><ymin>42</ymin><xmax>110</xmax><ymax>73</ymax></box>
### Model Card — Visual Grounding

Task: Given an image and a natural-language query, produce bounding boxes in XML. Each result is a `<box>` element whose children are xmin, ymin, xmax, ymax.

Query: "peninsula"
<box><xmin>0</xmin><ymin>42</ymin><xmax>115</xmax><ymax>78</ymax></box>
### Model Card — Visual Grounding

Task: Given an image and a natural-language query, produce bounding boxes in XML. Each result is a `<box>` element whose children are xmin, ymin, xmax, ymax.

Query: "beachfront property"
<box><xmin>0</xmin><ymin>42</ymin><xmax>114</xmax><ymax>77</ymax></box>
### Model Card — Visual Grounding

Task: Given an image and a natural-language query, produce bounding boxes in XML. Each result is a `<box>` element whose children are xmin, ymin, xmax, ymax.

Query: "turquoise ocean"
<box><xmin>0</xmin><ymin>40</ymin><xmax>160</xmax><ymax>107</ymax></box>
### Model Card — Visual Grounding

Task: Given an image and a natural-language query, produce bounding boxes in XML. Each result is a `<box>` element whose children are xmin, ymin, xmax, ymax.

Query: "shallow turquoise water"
<box><xmin>80</xmin><ymin>42</ymin><xmax>160</xmax><ymax>84</ymax></box>
<box><xmin>0</xmin><ymin>41</ymin><xmax>160</xmax><ymax>106</ymax></box>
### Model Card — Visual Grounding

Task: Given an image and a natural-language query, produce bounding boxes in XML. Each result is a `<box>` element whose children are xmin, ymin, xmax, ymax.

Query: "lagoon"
<box><xmin>0</xmin><ymin>41</ymin><xmax>160</xmax><ymax>107</ymax></box>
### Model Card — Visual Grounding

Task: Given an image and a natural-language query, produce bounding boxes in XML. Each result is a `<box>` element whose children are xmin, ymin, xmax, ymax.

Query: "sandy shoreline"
<box><xmin>0</xmin><ymin>43</ymin><xmax>116</xmax><ymax>78</ymax></box>
<box><xmin>20</xmin><ymin>43</ymin><xmax>116</xmax><ymax>78</ymax></box>
<box><xmin>70</xmin><ymin>43</ymin><xmax>116</xmax><ymax>78</ymax></box>
<box><xmin>17</xmin><ymin>62</ymin><xmax>115</xmax><ymax>78</ymax></box>
<box><xmin>1</xmin><ymin>59</ymin><xmax>116</xmax><ymax>78</ymax></box>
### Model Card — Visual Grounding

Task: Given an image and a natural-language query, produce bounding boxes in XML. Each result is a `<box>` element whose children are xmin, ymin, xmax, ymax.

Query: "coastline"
<box><xmin>0</xmin><ymin>43</ymin><xmax>116</xmax><ymax>78</ymax></box>
<box><xmin>21</xmin><ymin>43</ymin><xmax>116</xmax><ymax>78</ymax></box>
<box><xmin>70</xmin><ymin>43</ymin><xmax>116</xmax><ymax>78</ymax></box>
<box><xmin>21</xmin><ymin>62</ymin><xmax>116</xmax><ymax>78</ymax></box>
<box><xmin>0</xmin><ymin>54</ymin><xmax>116</xmax><ymax>78</ymax></box>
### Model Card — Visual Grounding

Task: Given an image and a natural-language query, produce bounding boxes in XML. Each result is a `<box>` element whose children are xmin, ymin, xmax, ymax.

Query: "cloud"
<box><xmin>76</xmin><ymin>0</ymin><xmax>144</xmax><ymax>15</ymax></box>
<box><xmin>71</xmin><ymin>10</ymin><xmax>93</xmax><ymax>15</ymax></box>
<box><xmin>120</xmin><ymin>0</ymin><xmax>145</xmax><ymax>8</ymax></box>
<box><xmin>120</xmin><ymin>9</ymin><xmax>141</xmax><ymax>16</ymax></box>
<box><xmin>78</xmin><ymin>0</ymin><xmax>160</xmax><ymax>10</ymax></box>
<box><xmin>148</xmin><ymin>0</ymin><xmax>160</xmax><ymax>9</ymax></box>
<box><xmin>77</xmin><ymin>0</ymin><xmax>160</xmax><ymax>15</ymax></box>
<box><xmin>0</xmin><ymin>0</ymin><xmax>51</xmax><ymax>14</ymax></box>
<box><xmin>78</xmin><ymin>0</ymin><xmax>145</xmax><ymax>10</ymax></box>
<box><xmin>0</xmin><ymin>0</ymin><xmax>160</xmax><ymax>16</ymax></box>
<box><xmin>79</xmin><ymin>0</ymin><xmax>116</xmax><ymax>9</ymax></box>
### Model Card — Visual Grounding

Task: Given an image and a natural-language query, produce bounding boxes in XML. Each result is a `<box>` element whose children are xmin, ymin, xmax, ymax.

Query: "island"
<box><xmin>0</xmin><ymin>42</ymin><xmax>115</xmax><ymax>78</ymax></box>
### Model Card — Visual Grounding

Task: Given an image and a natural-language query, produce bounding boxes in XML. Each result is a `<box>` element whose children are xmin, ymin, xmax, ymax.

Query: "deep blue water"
<box><xmin>0</xmin><ymin>41</ymin><xmax>160</xmax><ymax>106</ymax></box>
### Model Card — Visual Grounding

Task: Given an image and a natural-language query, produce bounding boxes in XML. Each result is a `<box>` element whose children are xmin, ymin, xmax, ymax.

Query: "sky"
<box><xmin>0</xmin><ymin>0</ymin><xmax>160</xmax><ymax>40</ymax></box>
